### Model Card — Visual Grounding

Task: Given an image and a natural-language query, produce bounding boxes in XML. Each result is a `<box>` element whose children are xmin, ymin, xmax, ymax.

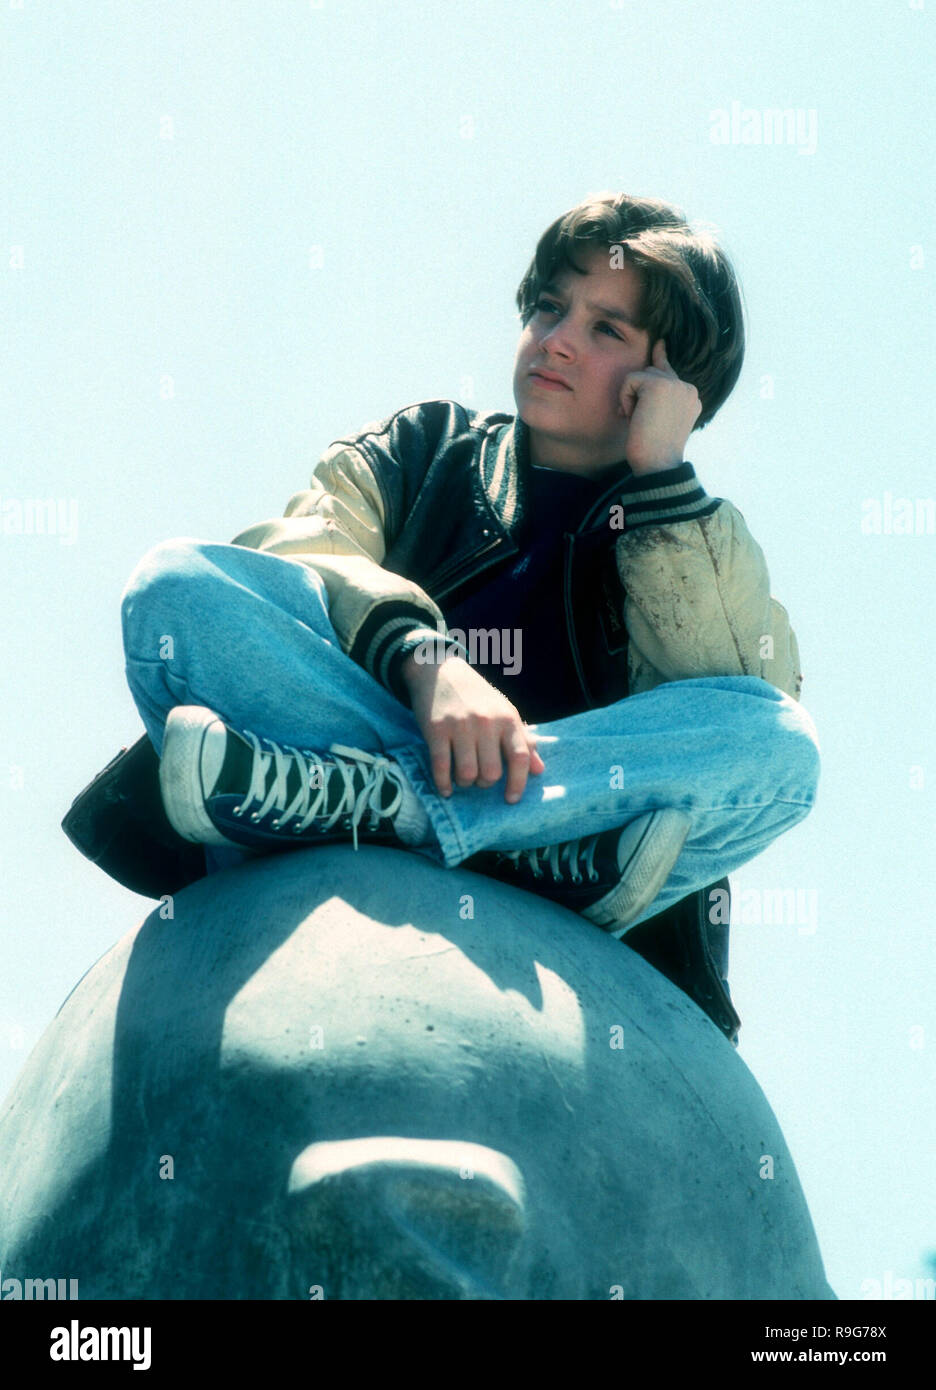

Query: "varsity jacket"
<box><xmin>228</xmin><ymin>398</ymin><xmax>803</xmax><ymax>708</ymax></box>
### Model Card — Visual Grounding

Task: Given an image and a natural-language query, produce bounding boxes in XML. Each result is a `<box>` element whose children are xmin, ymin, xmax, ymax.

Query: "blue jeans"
<box><xmin>120</xmin><ymin>538</ymin><xmax>821</xmax><ymax>929</ymax></box>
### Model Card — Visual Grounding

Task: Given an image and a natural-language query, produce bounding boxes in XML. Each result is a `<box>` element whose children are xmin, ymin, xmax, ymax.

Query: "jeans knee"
<box><xmin>773</xmin><ymin>698</ymin><xmax>821</xmax><ymax>800</ymax></box>
<box><xmin>120</xmin><ymin>537</ymin><xmax>214</xmax><ymax>653</ymax></box>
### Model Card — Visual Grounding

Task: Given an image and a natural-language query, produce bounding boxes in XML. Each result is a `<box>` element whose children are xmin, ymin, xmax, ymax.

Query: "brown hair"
<box><xmin>515</xmin><ymin>192</ymin><xmax>746</xmax><ymax>430</ymax></box>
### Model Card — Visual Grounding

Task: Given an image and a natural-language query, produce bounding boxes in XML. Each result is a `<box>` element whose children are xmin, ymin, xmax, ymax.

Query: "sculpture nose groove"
<box><xmin>287</xmin><ymin>1136</ymin><xmax>528</xmax><ymax>1299</ymax></box>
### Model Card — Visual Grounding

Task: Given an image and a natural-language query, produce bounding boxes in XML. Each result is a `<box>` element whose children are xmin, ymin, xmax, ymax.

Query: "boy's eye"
<box><xmin>534</xmin><ymin>298</ymin><xmax>623</xmax><ymax>340</ymax></box>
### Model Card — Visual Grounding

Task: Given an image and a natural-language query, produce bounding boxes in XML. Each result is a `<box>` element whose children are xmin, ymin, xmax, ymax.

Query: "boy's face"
<box><xmin>512</xmin><ymin>245</ymin><xmax>653</xmax><ymax>478</ymax></box>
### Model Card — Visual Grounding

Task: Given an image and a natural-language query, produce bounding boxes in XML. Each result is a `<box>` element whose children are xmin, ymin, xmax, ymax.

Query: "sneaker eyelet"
<box><xmin>292</xmin><ymin>824</ymin><xmax>302</xmax><ymax>834</ymax></box>
<box><xmin>250</xmin><ymin>812</ymin><xmax>261</xmax><ymax>822</ymax></box>
<box><xmin>571</xmin><ymin>873</ymin><xmax>582</xmax><ymax>885</ymax></box>
<box><xmin>589</xmin><ymin>871</ymin><xmax>599</xmax><ymax>883</ymax></box>
<box><xmin>232</xmin><ymin>804</ymin><xmax>242</xmax><ymax>815</ymax></box>
<box><xmin>270</xmin><ymin>819</ymin><xmax>281</xmax><ymax>830</ymax></box>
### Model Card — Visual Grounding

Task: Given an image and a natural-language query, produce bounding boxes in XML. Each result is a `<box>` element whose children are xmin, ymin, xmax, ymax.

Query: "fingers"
<box><xmin>446</xmin><ymin>719</ymin><xmax>506</xmax><ymax>794</ymax></box>
<box><xmin>427</xmin><ymin>722</ymin><xmax>543</xmax><ymax>801</ymax></box>
<box><xmin>524</xmin><ymin>724</ymin><xmax>545</xmax><ymax>775</ymax></box>
<box><xmin>429</xmin><ymin>734</ymin><xmax>455</xmax><ymax>798</ymax></box>
<box><xmin>502</xmin><ymin>726</ymin><xmax>534</xmax><ymax>803</ymax></box>
<box><xmin>618</xmin><ymin>374</ymin><xmax>641</xmax><ymax>420</ymax></box>
<box><xmin>619</xmin><ymin>342</ymin><xmax>681</xmax><ymax>421</ymax></box>
<box><xmin>448</xmin><ymin>719</ymin><xmax>504</xmax><ymax>791</ymax></box>
<box><xmin>473</xmin><ymin>722</ymin><xmax>505</xmax><ymax>790</ymax></box>
<box><xmin>417</xmin><ymin>665</ymin><xmax>547</xmax><ymax>803</ymax></box>
<box><xmin>451</xmin><ymin>724</ymin><xmax>480</xmax><ymax>790</ymax></box>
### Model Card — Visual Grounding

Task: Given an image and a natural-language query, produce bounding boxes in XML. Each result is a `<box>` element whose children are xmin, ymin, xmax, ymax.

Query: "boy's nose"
<box><xmin>539</xmin><ymin>328</ymin><xmax>575</xmax><ymax>357</ymax></box>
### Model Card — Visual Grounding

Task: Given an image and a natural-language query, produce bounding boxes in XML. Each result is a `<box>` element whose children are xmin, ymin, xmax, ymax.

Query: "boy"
<box><xmin>120</xmin><ymin>192</ymin><xmax>820</xmax><ymax>1038</ymax></box>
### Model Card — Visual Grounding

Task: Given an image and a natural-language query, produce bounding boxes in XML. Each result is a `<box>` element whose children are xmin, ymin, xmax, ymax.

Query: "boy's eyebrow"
<box><xmin>540</xmin><ymin>281</ymin><xmax>642</xmax><ymax>330</ymax></box>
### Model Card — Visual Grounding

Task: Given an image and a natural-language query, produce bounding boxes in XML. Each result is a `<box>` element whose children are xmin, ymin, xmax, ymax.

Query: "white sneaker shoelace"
<box><xmin>231</xmin><ymin>733</ymin><xmax>404</xmax><ymax>850</ymax></box>
<box><xmin>495</xmin><ymin>835</ymin><xmax>601</xmax><ymax>885</ymax></box>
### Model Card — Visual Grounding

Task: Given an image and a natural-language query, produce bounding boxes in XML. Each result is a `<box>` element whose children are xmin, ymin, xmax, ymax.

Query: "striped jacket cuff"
<box><xmin>349</xmin><ymin>603</ymin><xmax>467</xmax><ymax>705</ymax></box>
<box><xmin>614</xmin><ymin>460</ymin><xmax>721</xmax><ymax>531</ymax></box>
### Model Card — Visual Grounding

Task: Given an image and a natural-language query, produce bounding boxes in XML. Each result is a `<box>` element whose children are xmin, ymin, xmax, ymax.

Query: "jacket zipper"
<box><xmin>560</xmin><ymin>470</ymin><xmax>635</xmax><ymax>705</ymax></box>
<box><xmin>563</xmin><ymin>531</ymin><xmax>595</xmax><ymax>709</ymax></box>
<box><xmin>432</xmin><ymin>533</ymin><xmax>511</xmax><ymax>600</ymax></box>
<box><xmin>559</xmin><ymin>477</ymin><xmax>627</xmax><ymax>709</ymax></box>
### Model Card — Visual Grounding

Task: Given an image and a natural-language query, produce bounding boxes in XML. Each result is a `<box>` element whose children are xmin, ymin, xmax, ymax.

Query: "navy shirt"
<box><xmin>442</xmin><ymin>464</ymin><xmax>606</xmax><ymax>724</ymax></box>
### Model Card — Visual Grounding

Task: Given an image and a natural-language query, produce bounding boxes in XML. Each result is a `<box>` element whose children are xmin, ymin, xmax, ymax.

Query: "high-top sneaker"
<box><xmin>158</xmin><ymin>705</ymin><xmax>431</xmax><ymax>853</ymax></box>
<box><xmin>463</xmin><ymin>808</ymin><xmax>692</xmax><ymax>935</ymax></box>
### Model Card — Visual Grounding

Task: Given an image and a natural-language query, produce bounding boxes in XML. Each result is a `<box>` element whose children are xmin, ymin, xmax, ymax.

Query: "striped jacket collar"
<box><xmin>480</xmin><ymin>410</ymin><xmax>716</xmax><ymax>538</ymax></box>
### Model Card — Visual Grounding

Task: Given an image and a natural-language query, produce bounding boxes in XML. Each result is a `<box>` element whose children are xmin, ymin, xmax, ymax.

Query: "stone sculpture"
<box><xmin>0</xmin><ymin>844</ymin><xmax>836</xmax><ymax>1300</ymax></box>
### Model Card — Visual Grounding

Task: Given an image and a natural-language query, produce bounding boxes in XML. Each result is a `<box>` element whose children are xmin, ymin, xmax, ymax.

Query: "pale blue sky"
<box><xmin>2</xmin><ymin>0</ymin><xmax>934</xmax><ymax>1301</ymax></box>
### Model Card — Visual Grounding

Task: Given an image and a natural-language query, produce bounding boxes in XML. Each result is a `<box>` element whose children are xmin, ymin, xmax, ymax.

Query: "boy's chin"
<box><xmin>516</xmin><ymin>394</ymin><xmax>577</xmax><ymax>429</ymax></box>
<box><xmin>517</xmin><ymin>401</ymin><xmax>629</xmax><ymax>457</ymax></box>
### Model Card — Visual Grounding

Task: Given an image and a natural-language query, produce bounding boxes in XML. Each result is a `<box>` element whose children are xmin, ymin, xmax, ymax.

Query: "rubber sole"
<box><xmin>159</xmin><ymin>705</ymin><xmax>239</xmax><ymax>848</ymax></box>
<box><xmin>582</xmin><ymin>808</ymin><xmax>692</xmax><ymax>932</ymax></box>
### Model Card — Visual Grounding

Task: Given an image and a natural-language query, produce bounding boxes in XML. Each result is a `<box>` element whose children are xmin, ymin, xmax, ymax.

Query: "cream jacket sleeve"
<box><xmin>229</xmin><ymin>441</ymin><xmax>460</xmax><ymax>703</ymax></box>
<box><xmin>611</xmin><ymin>465</ymin><xmax>804</xmax><ymax>701</ymax></box>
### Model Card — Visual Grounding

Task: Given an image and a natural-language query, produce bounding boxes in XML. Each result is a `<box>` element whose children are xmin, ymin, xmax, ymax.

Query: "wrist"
<box><xmin>626</xmin><ymin>452</ymin><xmax>685</xmax><ymax>476</ymax></box>
<box><xmin>400</xmin><ymin>643</ymin><xmax>463</xmax><ymax>685</ymax></box>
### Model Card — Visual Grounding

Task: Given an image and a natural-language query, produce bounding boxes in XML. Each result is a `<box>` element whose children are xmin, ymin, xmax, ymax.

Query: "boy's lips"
<box><xmin>529</xmin><ymin>369</ymin><xmax>572</xmax><ymax>391</ymax></box>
